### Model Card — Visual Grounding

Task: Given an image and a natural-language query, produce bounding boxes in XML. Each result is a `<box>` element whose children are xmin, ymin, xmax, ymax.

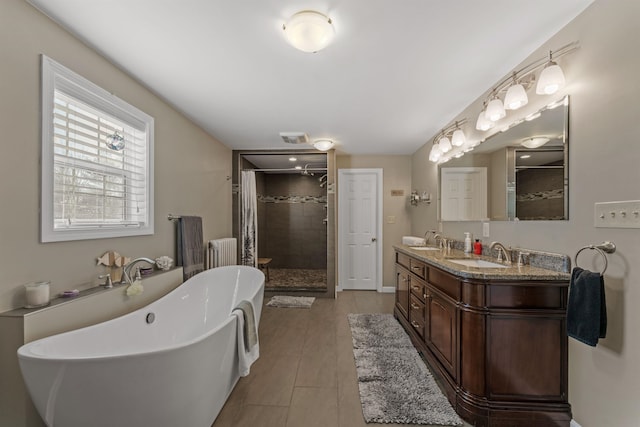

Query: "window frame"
<box><xmin>40</xmin><ymin>55</ymin><xmax>154</xmax><ymax>242</ymax></box>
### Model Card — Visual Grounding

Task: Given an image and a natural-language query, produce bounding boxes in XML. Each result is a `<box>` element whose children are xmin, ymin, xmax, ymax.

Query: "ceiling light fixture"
<box><xmin>504</xmin><ymin>73</ymin><xmax>528</xmax><ymax>110</ymax></box>
<box><xmin>475</xmin><ymin>103</ymin><xmax>495</xmax><ymax>131</ymax></box>
<box><xmin>283</xmin><ymin>11</ymin><xmax>335</xmax><ymax>53</ymax></box>
<box><xmin>521</xmin><ymin>136</ymin><xmax>550</xmax><ymax>149</ymax></box>
<box><xmin>289</xmin><ymin>157</ymin><xmax>297</xmax><ymax>162</ymax></box>
<box><xmin>313</xmin><ymin>139</ymin><xmax>334</xmax><ymax>151</ymax></box>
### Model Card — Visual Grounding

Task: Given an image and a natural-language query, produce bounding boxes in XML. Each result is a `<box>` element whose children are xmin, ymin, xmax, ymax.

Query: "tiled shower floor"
<box><xmin>265</xmin><ymin>268</ymin><xmax>327</xmax><ymax>291</ymax></box>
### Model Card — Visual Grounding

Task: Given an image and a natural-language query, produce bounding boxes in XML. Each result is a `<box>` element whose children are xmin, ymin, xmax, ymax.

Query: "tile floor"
<box><xmin>212</xmin><ymin>290</ymin><xmax>470</xmax><ymax>427</ymax></box>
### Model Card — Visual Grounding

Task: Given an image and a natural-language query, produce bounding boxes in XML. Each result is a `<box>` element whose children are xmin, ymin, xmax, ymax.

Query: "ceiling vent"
<box><xmin>280</xmin><ymin>132</ymin><xmax>309</xmax><ymax>144</ymax></box>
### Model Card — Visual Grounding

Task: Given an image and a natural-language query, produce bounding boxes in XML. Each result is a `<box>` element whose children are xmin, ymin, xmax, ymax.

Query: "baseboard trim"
<box><xmin>381</xmin><ymin>286</ymin><xmax>395</xmax><ymax>293</ymax></box>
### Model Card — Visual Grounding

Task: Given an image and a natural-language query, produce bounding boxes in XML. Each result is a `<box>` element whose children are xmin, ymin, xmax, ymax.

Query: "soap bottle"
<box><xmin>474</xmin><ymin>239</ymin><xmax>483</xmax><ymax>255</ymax></box>
<box><xmin>464</xmin><ymin>232</ymin><xmax>472</xmax><ymax>253</ymax></box>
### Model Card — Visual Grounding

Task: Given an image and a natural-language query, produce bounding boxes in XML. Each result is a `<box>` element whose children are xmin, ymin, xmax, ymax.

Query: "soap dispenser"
<box><xmin>464</xmin><ymin>232</ymin><xmax>472</xmax><ymax>253</ymax></box>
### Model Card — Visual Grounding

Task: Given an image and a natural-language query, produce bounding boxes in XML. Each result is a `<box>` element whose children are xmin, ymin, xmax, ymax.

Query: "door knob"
<box><xmin>371</xmin><ymin>237</ymin><xmax>377</xmax><ymax>242</ymax></box>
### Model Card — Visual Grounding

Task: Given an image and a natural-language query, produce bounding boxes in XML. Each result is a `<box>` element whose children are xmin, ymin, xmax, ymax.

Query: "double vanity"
<box><xmin>394</xmin><ymin>244</ymin><xmax>572</xmax><ymax>427</ymax></box>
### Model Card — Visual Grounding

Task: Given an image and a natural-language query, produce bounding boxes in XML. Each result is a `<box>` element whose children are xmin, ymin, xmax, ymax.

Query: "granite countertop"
<box><xmin>394</xmin><ymin>244</ymin><xmax>571</xmax><ymax>281</ymax></box>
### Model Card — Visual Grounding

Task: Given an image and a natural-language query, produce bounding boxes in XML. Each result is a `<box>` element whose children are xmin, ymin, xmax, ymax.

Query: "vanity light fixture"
<box><xmin>294</xmin><ymin>165</ymin><xmax>302</xmax><ymax>170</ymax></box>
<box><xmin>289</xmin><ymin>157</ymin><xmax>297</xmax><ymax>162</ymax></box>
<box><xmin>475</xmin><ymin>41</ymin><xmax>578</xmax><ymax>131</ymax></box>
<box><xmin>504</xmin><ymin>73</ymin><xmax>529</xmax><ymax>110</ymax></box>
<box><xmin>312</xmin><ymin>139</ymin><xmax>334</xmax><ymax>151</ymax></box>
<box><xmin>429</xmin><ymin>119</ymin><xmax>468</xmax><ymax>163</ymax></box>
<box><xmin>283</xmin><ymin>11</ymin><xmax>335</xmax><ymax>53</ymax></box>
<box><xmin>476</xmin><ymin>103</ymin><xmax>495</xmax><ymax>131</ymax></box>
<box><xmin>536</xmin><ymin>51</ymin><xmax>566</xmax><ymax>95</ymax></box>
<box><xmin>451</xmin><ymin>122</ymin><xmax>466</xmax><ymax>147</ymax></box>
<box><xmin>485</xmin><ymin>96</ymin><xmax>506</xmax><ymax>122</ymax></box>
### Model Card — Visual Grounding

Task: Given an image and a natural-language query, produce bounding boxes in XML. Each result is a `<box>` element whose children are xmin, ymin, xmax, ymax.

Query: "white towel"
<box><xmin>232</xmin><ymin>302</ymin><xmax>259</xmax><ymax>377</ymax></box>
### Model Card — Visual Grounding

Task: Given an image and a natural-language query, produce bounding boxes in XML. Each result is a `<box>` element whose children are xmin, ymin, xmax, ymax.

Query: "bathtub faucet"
<box><xmin>122</xmin><ymin>258</ymin><xmax>156</xmax><ymax>285</ymax></box>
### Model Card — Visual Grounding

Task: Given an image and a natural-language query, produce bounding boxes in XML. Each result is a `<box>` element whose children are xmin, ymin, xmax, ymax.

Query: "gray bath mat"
<box><xmin>347</xmin><ymin>313</ymin><xmax>463</xmax><ymax>426</ymax></box>
<box><xmin>266</xmin><ymin>295</ymin><xmax>315</xmax><ymax>308</ymax></box>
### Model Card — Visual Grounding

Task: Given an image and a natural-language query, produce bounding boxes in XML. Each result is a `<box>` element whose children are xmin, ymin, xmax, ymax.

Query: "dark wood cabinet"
<box><xmin>394</xmin><ymin>249</ymin><xmax>571</xmax><ymax>427</ymax></box>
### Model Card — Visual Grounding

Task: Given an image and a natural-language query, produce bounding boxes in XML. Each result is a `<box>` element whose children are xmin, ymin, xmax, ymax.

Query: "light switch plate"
<box><xmin>482</xmin><ymin>222</ymin><xmax>490</xmax><ymax>237</ymax></box>
<box><xmin>594</xmin><ymin>200</ymin><xmax>640</xmax><ymax>228</ymax></box>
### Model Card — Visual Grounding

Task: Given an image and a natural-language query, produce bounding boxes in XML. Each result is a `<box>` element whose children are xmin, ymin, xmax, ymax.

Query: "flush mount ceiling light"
<box><xmin>283</xmin><ymin>11</ymin><xmax>335</xmax><ymax>53</ymax></box>
<box><xmin>521</xmin><ymin>136</ymin><xmax>550</xmax><ymax>149</ymax></box>
<box><xmin>313</xmin><ymin>139</ymin><xmax>334</xmax><ymax>151</ymax></box>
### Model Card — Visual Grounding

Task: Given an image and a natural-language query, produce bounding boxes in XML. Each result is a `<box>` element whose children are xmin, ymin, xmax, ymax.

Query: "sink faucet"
<box><xmin>121</xmin><ymin>257</ymin><xmax>155</xmax><ymax>285</ymax></box>
<box><xmin>423</xmin><ymin>229</ymin><xmax>437</xmax><ymax>244</ymax></box>
<box><xmin>489</xmin><ymin>242</ymin><xmax>512</xmax><ymax>264</ymax></box>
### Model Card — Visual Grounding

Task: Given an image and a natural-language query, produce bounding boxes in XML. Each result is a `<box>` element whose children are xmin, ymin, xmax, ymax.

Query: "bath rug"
<box><xmin>266</xmin><ymin>295</ymin><xmax>315</xmax><ymax>308</ymax></box>
<box><xmin>347</xmin><ymin>313</ymin><xmax>463</xmax><ymax>426</ymax></box>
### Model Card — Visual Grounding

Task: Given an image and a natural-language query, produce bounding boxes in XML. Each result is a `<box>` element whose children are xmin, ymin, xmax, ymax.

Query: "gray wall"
<box><xmin>0</xmin><ymin>0</ymin><xmax>232</xmax><ymax>312</ymax></box>
<box><xmin>411</xmin><ymin>1</ymin><xmax>640</xmax><ymax>425</ymax></box>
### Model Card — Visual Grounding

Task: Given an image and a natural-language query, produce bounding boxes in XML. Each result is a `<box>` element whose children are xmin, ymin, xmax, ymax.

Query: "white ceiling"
<box><xmin>27</xmin><ymin>0</ymin><xmax>594</xmax><ymax>155</ymax></box>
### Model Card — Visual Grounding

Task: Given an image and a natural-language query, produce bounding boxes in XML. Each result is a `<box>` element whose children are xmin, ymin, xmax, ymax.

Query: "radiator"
<box><xmin>207</xmin><ymin>238</ymin><xmax>237</xmax><ymax>268</ymax></box>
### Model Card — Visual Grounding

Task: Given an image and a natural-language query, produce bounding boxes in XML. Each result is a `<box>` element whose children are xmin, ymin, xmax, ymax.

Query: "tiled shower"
<box><xmin>255</xmin><ymin>173</ymin><xmax>327</xmax><ymax>290</ymax></box>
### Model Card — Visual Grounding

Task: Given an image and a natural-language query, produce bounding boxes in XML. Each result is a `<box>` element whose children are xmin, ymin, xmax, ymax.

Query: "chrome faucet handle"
<box><xmin>517</xmin><ymin>252</ymin><xmax>530</xmax><ymax>266</ymax></box>
<box><xmin>98</xmin><ymin>274</ymin><xmax>113</xmax><ymax>289</ymax></box>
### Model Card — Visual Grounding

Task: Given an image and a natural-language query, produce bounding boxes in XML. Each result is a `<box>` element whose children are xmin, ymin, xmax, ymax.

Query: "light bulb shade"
<box><xmin>476</xmin><ymin>109</ymin><xmax>495</xmax><ymax>131</ymax></box>
<box><xmin>438</xmin><ymin>136</ymin><xmax>452</xmax><ymax>153</ymax></box>
<box><xmin>504</xmin><ymin>83</ymin><xmax>528</xmax><ymax>110</ymax></box>
<box><xmin>485</xmin><ymin>98</ymin><xmax>506</xmax><ymax>122</ymax></box>
<box><xmin>313</xmin><ymin>139</ymin><xmax>334</xmax><ymax>151</ymax></box>
<box><xmin>283</xmin><ymin>11</ymin><xmax>335</xmax><ymax>53</ymax></box>
<box><xmin>521</xmin><ymin>137</ymin><xmax>550</xmax><ymax>148</ymax></box>
<box><xmin>429</xmin><ymin>144</ymin><xmax>442</xmax><ymax>162</ymax></box>
<box><xmin>451</xmin><ymin>129</ymin><xmax>466</xmax><ymax>147</ymax></box>
<box><xmin>536</xmin><ymin>62</ymin><xmax>565</xmax><ymax>95</ymax></box>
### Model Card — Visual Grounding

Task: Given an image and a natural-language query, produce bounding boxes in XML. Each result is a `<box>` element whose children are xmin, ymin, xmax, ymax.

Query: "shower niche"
<box><xmin>232</xmin><ymin>151</ymin><xmax>335</xmax><ymax>296</ymax></box>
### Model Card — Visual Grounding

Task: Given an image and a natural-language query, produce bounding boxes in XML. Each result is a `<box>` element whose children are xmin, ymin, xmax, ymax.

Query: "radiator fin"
<box><xmin>207</xmin><ymin>238</ymin><xmax>237</xmax><ymax>268</ymax></box>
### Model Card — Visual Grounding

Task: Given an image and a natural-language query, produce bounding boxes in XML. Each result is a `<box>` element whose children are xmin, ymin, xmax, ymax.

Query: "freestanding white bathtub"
<box><xmin>18</xmin><ymin>265</ymin><xmax>264</xmax><ymax>427</ymax></box>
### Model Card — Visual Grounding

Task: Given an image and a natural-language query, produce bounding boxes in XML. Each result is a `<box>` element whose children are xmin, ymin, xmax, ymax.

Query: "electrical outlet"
<box><xmin>594</xmin><ymin>200</ymin><xmax>640</xmax><ymax>228</ymax></box>
<box><xmin>483</xmin><ymin>222</ymin><xmax>490</xmax><ymax>237</ymax></box>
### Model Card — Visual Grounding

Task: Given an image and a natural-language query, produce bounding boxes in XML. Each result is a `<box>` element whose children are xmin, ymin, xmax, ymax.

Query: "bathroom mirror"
<box><xmin>439</xmin><ymin>96</ymin><xmax>569</xmax><ymax>221</ymax></box>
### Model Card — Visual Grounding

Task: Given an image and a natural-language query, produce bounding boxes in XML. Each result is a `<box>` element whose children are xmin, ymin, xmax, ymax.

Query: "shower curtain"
<box><xmin>241</xmin><ymin>170</ymin><xmax>258</xmax><ymax>267</ymax></box>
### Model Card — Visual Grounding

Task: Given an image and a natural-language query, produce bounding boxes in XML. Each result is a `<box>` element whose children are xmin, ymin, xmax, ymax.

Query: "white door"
<box><xmin>338</xmin><ymin>169</ymin><xmax>382</xmax><ymax>291</ymax></box>
<box><xmin>441</xmin><ymin>167</ymin><xmax>487</xmax><ymax>221</ymax></box>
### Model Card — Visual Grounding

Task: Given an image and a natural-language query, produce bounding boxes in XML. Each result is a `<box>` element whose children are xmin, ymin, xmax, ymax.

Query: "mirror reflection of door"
<box><xmin>440</xmin><ymin>167</ymin><xmax>487</xmax><ymax>221</ymax></box>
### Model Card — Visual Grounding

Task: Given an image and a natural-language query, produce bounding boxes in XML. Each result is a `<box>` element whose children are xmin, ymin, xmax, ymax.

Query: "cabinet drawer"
<box><xmin>397</xmin><ymin>252</ymin><xmax>411</xmax><ymax>270</ymax></box>
<box><xmin>409</xmin><ymin>258</ymin><xmax>427</xmax><ymax>279</ymax></box>
<box><xmin>409</xmin><ymin>294</ymin><xmax>425</xmax><ymax>338</ymax></box>
<box><xmin>488</xmin><ymin>284</ymin><xmax>566</xmax><ymax>309</ymax></box>
<box><xmin>410</xmin><ymin>276</ymin><xmax>427</xmax><ymax>303</ymax></box>
<box><xmin>428</xmin><ymin>267</ymin><xmax>460</xmax><ymax>300</ymax></box>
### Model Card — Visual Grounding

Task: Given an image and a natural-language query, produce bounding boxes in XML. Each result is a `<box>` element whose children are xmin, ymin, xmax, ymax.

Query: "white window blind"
<box><xmin>41</xmin><ymin>56</ymin><xmax>154</xmax><ymax>242</ymax></box>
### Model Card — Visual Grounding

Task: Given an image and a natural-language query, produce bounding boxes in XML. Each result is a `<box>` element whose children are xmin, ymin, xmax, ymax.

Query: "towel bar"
<box><xmin>574</xmin><ymin>241</ymin><xmax>616</xmax><ymax>275</ymax></box>
<box><xmin>167</xmin><ymin>214</ymin><xmax>182</xmax><ymax>220</ymax></box>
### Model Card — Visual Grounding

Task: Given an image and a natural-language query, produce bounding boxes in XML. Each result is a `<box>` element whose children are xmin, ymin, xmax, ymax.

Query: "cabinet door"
<box><xmin>409</xmin><ymin>294</ymin><xmax>425</xmax><ymax>339</ymax></box>
<box><xmin>427</xmin><ymin>289</ymin><xmax>458</xmax><ymax>378</ymax></box>
<box><xmin>395</xmin><ymin>266</ymin><xmax>410</xmax><ymax>320</ymax></box>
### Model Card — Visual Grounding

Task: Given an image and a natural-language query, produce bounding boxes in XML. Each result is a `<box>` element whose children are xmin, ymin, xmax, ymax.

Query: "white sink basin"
<box><xmin>448</xmin><ymin>259</ymin><xmax>509</xmax><ymax>269</ymax></box>
<box><xmin>409</xmin><ymin>246</ymin><xmax>441</xmax><ymax>251</ymax></box>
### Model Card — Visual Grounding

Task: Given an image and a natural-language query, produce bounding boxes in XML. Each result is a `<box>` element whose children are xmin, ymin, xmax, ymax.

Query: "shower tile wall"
<box><xmin>257</xmin><ymin>174</ymin><xmax>327</xmax><ymax>269</ymax></box>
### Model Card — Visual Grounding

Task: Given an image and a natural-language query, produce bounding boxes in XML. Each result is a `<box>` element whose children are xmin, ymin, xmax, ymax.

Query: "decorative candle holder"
<box><xmin>24</xmin><ymin>281</ymin><xmax>51</xmax><ymax>308</ymax></box>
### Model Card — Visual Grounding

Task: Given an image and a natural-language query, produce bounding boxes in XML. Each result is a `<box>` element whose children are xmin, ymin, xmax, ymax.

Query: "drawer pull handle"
<box><xmin>411</xmin><ymin>321</ymin><xmax>421</xmax><ymax>329</ymax></box>
<box><xmin>410</xmin><ymin>303</ymin><xmax>420</xmax><ymax>310</ymax></box>
<box><xmin>412</xmin><ymin>286</ymin><xmax>421</xmax><ymax>291</ymax></box>
<box><xmin>412</xmin><ymin>266</ymin><xmax>422</xmax><ymax>270</ymax></box>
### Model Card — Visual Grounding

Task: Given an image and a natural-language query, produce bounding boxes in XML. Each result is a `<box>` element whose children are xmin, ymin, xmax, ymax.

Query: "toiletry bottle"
<box><xmin>474</xmin><ymin>239</ymin><xmax>482</xmax><ymax>255</ymax></box>
<box><xmin>464</xmin><ymin>232</ymin><xmax>472</xmax><ymax>253</ymax></box>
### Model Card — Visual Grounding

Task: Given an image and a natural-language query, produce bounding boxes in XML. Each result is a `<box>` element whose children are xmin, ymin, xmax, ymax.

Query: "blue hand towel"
<box><xmin>566</xmin><ymin>267</ymin><xmax>607</xmax><ymax>347</ymax></box>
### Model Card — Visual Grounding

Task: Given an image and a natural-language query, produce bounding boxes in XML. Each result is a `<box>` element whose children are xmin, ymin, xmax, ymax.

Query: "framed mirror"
<box><xmin>439</xmin><ymin>95</ymin><xmax>569</xmax><ymax>221</ymax></box>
